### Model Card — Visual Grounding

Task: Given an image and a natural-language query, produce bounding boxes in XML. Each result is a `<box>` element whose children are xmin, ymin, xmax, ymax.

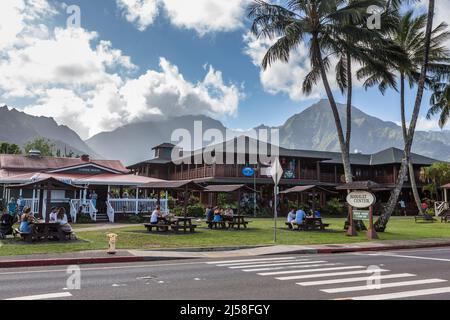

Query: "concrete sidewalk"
<box><xmin>2</xmin><ymin>238</ymin><xmax>450</xmax><ymax>268</ymax></box>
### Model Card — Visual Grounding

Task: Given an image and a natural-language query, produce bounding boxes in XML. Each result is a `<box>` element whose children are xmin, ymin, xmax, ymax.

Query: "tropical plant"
<box><xmin>420</xmin><ymin>162</ymin><xmax>450</xmax><ymax>200</ymax></box>
<box><xmin>427</xmin><ymin>81</ymin><xmax>450</xmax><ymax>128</ymax></box>
<box><xmin>376</xmin><ymin>0</ymin><xmax>439</xmax><ymax>231</ymax></box>
<box><xmin>0</xmin><ymin>142</ymin><xmax>22</xmax><ymax>155</ymax></box>
<box><xmin>363</xmin><ymin>8</ymin><xmax>450</xmax><ymax>216</ymax></box>
<box><xmin>24</xmin><ymin>138</ymin><xmax>55</xmax><ymax>156</ymax></box>
<box><xmin>248</xmin><ymin>0</ymin><xmax>391</xmax><ymax>185</ymax></box>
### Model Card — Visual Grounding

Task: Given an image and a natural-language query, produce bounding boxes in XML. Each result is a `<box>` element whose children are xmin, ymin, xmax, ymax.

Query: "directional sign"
<box><xmin>271</xmin><ymin>157</ymin><xmax>283</xmax><ymax>185</ymax></box>
<box><xmin>353</xmin><ymin>210</ymin><xmax>370</xmax><ymax>220</ymax></box>
<box><xmin>346</xmin><ymin>191</ymin><xmax>376</xmax><ymax>209</ymax></box>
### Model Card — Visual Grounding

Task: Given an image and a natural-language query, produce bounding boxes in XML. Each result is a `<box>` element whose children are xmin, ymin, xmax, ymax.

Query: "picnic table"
<box><xmin>286</xmin><ymin>217</ymin><xmax>329</xmax><ymax>231</ymax></box>
<box><xmin>172</xmin><ymin>217</ymin><xmax>198</xmax><ymax>233</ymax></box>
<box><xmin>228</xmin><ymin>215</ymin><xmax>251</xmax><ymax>230</ymax></box>
<box><xmin>15</xmin><ymin>221</ymin><xmax>72</xmax><ymax>243</ymax></box>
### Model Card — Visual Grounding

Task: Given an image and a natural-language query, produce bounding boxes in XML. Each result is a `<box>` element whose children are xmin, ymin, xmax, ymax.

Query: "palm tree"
<box><xmin>375</xmin><ymin>0</ymin><xmax>438</xmax><ymax>231</ymax></box>
<box><xmin>427</xmin><ymin>81</ymin><xmax>450</xmax><ymax>128</ymax></box>
<box><xmin>248</xmin><ymin>0</ymin><xmax>387</xmax><ymax>184</ymax></box>
<box><xmin>362</xmin><ymin>9</ymin><xmax>450</xmax><ymax>217</ymax></box>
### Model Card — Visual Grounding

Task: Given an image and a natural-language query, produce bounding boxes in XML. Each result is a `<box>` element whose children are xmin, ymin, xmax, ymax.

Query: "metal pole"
<box><xmin>254</xmin><ymin>170</ymin><xmax>257</xmax><ymax>217</ymax></box>
<box><xmin>274</xmin><ymin>183</ymin><xmax>278</xmax><ymax>243</ymax></box>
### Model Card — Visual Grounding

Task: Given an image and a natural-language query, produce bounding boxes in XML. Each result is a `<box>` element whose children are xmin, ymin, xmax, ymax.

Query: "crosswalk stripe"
<box><xmin>228</xmin><ymin>260</ymin><xmax>326</xmax><ymax>269</ymax></box>
<box><xmin>275</xmin><ymin>269</ymin><xmax>390</xmax><ymax>281</ymax></box>
<box><xmin>218</xmin><ymin>259</ymin><xmax>310</xmax><ymax>267</ymax></box>
<box><xmin>259</xmin><ymin>266</ymin><xmax>365</xmax><ymax>276</ymax></box>
<box><xmin>322</xmin><ymin>279</ymin><xmax>447</xmax><ymax>294</ymax></box>
<box><xmin>297</xmin><ymin>273</ymin><xmax>416</xmax><ymax>287</ymax></box>
<box><xmin>243</xmin><ymin>263</ymin><xmax>339</xmax><ymax>272</ymax></box>
<box><xmin>344</xmin><ymin>286</ymin><xmax>450</xmax><ymax>300</ymax></box>
<box><xmin>206</xmin><ymin>257</ymin><xmax>295</xmax><ymax>265</ymax></box>
<box><xmin>6</xmin><ymin>292</ymin><xmax>73</xmax><ymax>300</ymax></box>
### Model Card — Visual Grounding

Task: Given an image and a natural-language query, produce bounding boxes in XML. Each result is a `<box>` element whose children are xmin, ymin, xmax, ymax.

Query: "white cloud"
<box><xmin>116</xmin><ymin>0</ymin><xmax>160</xmax><ymax>32</ymax></box>
<box><xmin>243</xmin><ymin>32</ymin><xmax>342</xmax><ymax>102</ymax></box>
<box><xmin>116</xmin><ymin>0</ymin><xmax>249</xmax><ymax>35</ymax></box>
<box><xmin>1</xmin><ymin>0</ymin><xmax>243</xmax><ymax>139</ymax></box>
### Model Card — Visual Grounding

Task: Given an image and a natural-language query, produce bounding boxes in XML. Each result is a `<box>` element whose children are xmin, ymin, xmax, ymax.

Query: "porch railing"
<box><xmin>435</xmin><ymin>201</ymin><xmax>449</xmax><ymax>217</ymax></box>
<box><xmin>23</xmin><ymin>199</ymin><xmax>40</xmax><ymax>215</ymax></box>
<box><xmin>106</xmin><ymin>201</ymin><xmax>115</xmax><ymax>223</ymax></box>
<box><xmin>107</xmin><ymin>199</ymin><xmax>169</xmax><ymax>216</ymax></box>
<box><xmin>70</xmin><ymin>199</ymin><xmax>98</xmax><ymax>222</ymax></box>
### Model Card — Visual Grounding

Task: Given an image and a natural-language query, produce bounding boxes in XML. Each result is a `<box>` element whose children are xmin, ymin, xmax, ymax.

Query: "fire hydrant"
<box><xmin>107</xmin><ymin>233</ymin><xmax>118</xmax><ymax>255</ymax></box>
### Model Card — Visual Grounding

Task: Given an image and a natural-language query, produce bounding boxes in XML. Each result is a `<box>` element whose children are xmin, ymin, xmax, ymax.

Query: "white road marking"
<box><xmin>322</xmin><ymin>279</ymin><xmax>447</xmax><ymax>294</ymax></box>
<box><xmin>217</xmin><ymin>259</ymin><xmax>310</xmax><ymax>267</ymax></box>
<box><xmin>276</xmin><ymin>269</ymin><xmax>389</xmax><ymax>281</ymax></box>
<box><xmin>259</xmin><ymin>266</ymin><xmax>365</xmax><ymax>276</ymax></box>
<box><xmin>206</xmin><ymin>257</ymin><xmax>296</xmax><ymax>265</ymax></box>
<box><xmin>366</xmin><ymin>253</ymin><xmax>450</xmax><ymax>262</ymax></box>
<box><xmin>344</xmin><ymin>286</ymin><xmax>450</xmax><ymax>300</ymax></box>
<box><xmin>297</xmin><ymin>273</ymin><xmax>416</xmax><ymax>287</ymax></box>
<box><xmin>228</xmin><ymin>260</ymin><xmax>327</xmax><ymax>269</ymax></box>
<box><xmin>243</xmin><ymin>263</ymin><xmax>339</xmax><ymax>272</ymax></box>
<box><xmin>5</xmin><ymin>292</ymin><xmax>72</xmax><ymax>300</ymax></box>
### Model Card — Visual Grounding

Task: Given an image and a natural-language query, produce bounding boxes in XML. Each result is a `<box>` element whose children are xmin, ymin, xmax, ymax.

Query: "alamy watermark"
<box><xmin>366</xmin><ymin>265</ymin><xmax>382</xmax><ymax>290</ymax></box>
<box><xmin>171</xmin><ymin>121</ymin><xmax>280</xmax><ymax>166</ymax></box>
<box><xmin>367</xmin><ymin>5</ymin><xmax>383</xmax><ymax>30</ymax></box>
<box><xmin>66</xmin><ymin>4</ymin><xmax>81</xmax><ymax>29</ymax></box>
<box><xmin>66</xmin><ymin>265</ymin><xmax>81</xmax><ymax>290</ymax></box>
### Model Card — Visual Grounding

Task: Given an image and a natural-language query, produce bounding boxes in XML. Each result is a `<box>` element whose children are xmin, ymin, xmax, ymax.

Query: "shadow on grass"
<box><xmin>0</xmin><ymin>238</ymin><xmax>90</xmax><ymax>246</ymax></box>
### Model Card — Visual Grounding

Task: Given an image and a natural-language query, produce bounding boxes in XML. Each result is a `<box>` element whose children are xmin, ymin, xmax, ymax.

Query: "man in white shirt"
<box><xmin>150</xmin><ymin>206</ymin><xmax>161</xmax><ymax>224</ymax></box>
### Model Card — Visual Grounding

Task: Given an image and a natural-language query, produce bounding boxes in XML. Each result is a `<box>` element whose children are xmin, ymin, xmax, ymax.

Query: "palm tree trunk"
<box><xmin>346</xmin><ymin>52</ymin><xmax>352</xmax><ymax>158</ymax></box>
<box><xmin>375</xmin><ymin>0</ymin><xmax>435</xmax><ymax>231</ymax></box>
<box><xmin>400</xmin><ymin>73</ymin><xmax>423</xmax><ymax>215</ymax></box>
<box><xmin>313</xmin><ymin>37</ymin><xmax>353</xmax><ymax>183</ymax></box>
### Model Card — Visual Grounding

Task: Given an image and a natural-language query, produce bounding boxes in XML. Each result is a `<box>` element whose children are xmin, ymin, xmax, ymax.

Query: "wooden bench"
<box><xmin>14</xmin><ymin>228</ymin><xmax>33</xmax><ymax>243</ymax></box>
<box><xmin>172</xmin><ymin>224</ymin><xmax>197</xmax><ymax>233</ymax></box>
<box><xmin>441</xmin><ymin>214</ymin><xmax>450</xmax><ymax>223</ymax></box>
<box><xmin>289</xmin><ymin>219</ymin><xmax>329</xmax><ymax>231</ymax></box>
<box><xmin>228</xmin><ymin>221</ymin><xmax>251</xmax><ymax>229</ymax></box>
<box><xmin>144</xmin><ymin>223</ymin><xmax>171</xmax><ymax>232</ymax></box>
<box><xmin>208</xmin><ymin>221</ymin><xmax>227</xmax><ymax>229</ymax></box>
<box><xmin>415</xmin><ymin>215</ymin><xmax>437</xmax><ymax>223</ymax></box>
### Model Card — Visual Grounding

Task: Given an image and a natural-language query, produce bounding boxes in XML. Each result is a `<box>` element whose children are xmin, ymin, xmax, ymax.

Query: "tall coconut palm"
<box><xmin>375</xmin><ymin>0</ymin><xmax>438</xmax><ymax>231</ymax></box>
<box><xmin>248</xmin><ymin>0</ymin><xmax>387</xmax><ymax>185</ymax></box>
<box><xmin>427</xmin><ymin>81</ymin><xmax>450</xmax><ymax>128</ymax></box>
<box><xmin>361</xmin><ymin>9</ymin><xmax>450</xmax><ymax>217</ymax></box>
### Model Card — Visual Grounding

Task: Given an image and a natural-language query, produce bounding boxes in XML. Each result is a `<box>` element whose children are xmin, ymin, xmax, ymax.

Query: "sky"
<box><xmin>0</xmin><ymin>0</ymin><xmax>449</xmax><ymax>140</ymax></box>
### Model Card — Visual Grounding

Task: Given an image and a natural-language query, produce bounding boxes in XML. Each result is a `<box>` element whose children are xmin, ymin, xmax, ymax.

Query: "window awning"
<box><xmin>139</xmin><ymin>180</ymin><xmax>205</xmax><ymax>191</ymax></box>
<box><xmin>204</xmin><ymin>184</ymin><xmax>256</xmax><ymax>193</ymax></box>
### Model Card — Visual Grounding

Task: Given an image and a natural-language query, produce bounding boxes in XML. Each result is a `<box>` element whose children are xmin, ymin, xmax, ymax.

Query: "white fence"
<box><xmin>108</xmin><ymin>199</ymin><xmax>168</xmax><ymax>215</ymax></box>
<box><xmin>70</xmin><ymin>199</ymin><xmax>98</xmax><ymax>222</ymax></box>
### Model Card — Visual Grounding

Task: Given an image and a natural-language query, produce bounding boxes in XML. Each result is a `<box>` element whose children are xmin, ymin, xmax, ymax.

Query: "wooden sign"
<box><xmin>346</xmin><ymin>191</ymin><xmax>376</xmax><ymax>209</ymax></box>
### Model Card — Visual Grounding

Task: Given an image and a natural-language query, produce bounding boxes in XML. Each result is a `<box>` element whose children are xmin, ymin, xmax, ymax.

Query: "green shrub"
<box><xmin>325</xmin><ymin>198</ymin><xmax>345</xmax><ymax>216</ymax></box>
<box><xmin>76</xmin><ymin>214</ymin><xmax>93</xmax><ymax>224</ymax></box>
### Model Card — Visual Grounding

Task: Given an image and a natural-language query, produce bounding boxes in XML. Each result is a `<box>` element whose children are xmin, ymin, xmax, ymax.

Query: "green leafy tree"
<box><xmin>427</xmin><ymin>81</ymin><xmax>450</xmax><ymax>128</ymax></box>
<box><xmin>24</xmin><ymin>138</ymin><xmax>55</xmax><ymax>156</ymax></box>
<box><xmin>420</xmin><ymin>163</ymin><xmax>450</xmax><ymax>200</ymax></box>
<box><xmin>0</xmin><ymin>142</ymin><xmax>22</xmax><ymax>154</ymax></box>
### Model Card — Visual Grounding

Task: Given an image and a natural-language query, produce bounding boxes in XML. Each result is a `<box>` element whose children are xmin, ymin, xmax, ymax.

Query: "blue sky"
<box><xmin>0</xmin><ymin>0</ymin><xmax>448</xmax><ymax>138</ymax></box>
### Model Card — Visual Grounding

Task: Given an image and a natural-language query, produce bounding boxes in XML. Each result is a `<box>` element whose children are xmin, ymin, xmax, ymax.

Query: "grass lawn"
<box><xmin>1</xmin><ymin>217</ymin><xmax>449</xmax><ymax>257</ymax></box>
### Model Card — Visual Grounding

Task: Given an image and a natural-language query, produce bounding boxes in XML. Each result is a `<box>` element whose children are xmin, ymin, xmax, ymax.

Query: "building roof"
<box><xmin>0</xmin><ymin>154</ymin><xmax>129</xmax><ymax>173</ymax></box>
<box><xmin>280</xmin><ymin>185</ymin><xmax>338</xmax><ymax>194</ymax></box>
<box><xmin>336</xmin><ymin>180</ymin><xmax>388</xmax><ymax>190</ymax></box>
<box><xmin>139</xmin><ymin>180</ymin><xmax>205</xmax><ymax>191</ymax></box>
<box><xmin>204</xmin><ymin>184</ymin><xmax>256</xmax><ymax>193</ymax></box>
<box><xmin>7</xmin><ymin>177</ymin><xmax>85</xmax><ymax>191</ymax></box>
<box><xmin>152</xmin><ymin>143</ymin><xmax>176</xmax><ymax>150</ymax></box>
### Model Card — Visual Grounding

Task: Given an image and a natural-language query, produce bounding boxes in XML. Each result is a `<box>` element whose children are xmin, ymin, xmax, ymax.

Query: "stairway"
<box><xmin>95</xmin><ymin>213</ymin><xmax>110</xmax><ymax>223</ymax></box>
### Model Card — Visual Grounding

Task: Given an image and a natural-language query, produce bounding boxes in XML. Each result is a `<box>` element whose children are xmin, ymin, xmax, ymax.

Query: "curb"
<box><xmin>2</xmin><ymin>241</ymin><xmax>450</xmax><ymax>268</ymax></box>
<box><xmin>0</xmin><ymin>255</ymin><xmax>188</xmax><ymax>269</ymax></box>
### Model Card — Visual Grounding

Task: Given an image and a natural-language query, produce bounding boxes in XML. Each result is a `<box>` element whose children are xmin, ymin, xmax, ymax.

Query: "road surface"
<box><xmin>2</xmin><ymin>248</ymin><xmax>450</xmax><ymax>300</ymax></box>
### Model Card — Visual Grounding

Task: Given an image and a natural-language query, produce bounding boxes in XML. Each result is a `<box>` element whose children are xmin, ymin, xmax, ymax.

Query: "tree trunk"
<box><xmin>346</xmin><ymin>52</ymin><xmax>352</xmax><ymax>158</ymax></box>
<box><xmin>313</xmin><ymin>37</ymin><xmax>353</xmax><ymax>184</ymax></box>
<box><xmin>400</xmin><ymin>73</ymin><xmax>423</xmax><ymax>215</ymax></box>
<box><xmin>375</xmin><ymin>0</ymin><xmax>435</xmax><ymax>231</ymax></box>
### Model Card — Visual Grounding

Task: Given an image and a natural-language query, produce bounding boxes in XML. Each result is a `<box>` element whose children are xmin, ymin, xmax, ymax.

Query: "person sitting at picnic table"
<box><xmin>56</xmin><ymin>208</ymin><xmax>72</xmax><ymax>233</ymax></box>
<box><xmin>150</xmin><ymin>206</ymin><xmax>162</xmax><ymax>225</ymax></box>
<box><xmin>205</xmin><ymin>206</ymin><xmax>214</xmax><ymax>222</ymax></box>
<box><xmin>224</xmin><ymin>207</ymin><xmax>234</xmax><ymax>221</ymax></box>
<box><xmin>49</xmin><ymin>207</ymin><xmax>58</xmax><ymax>222</ymax></box>
<box><xmin>287</xmin><ymin>208</ymin><xmax>296</xmax><ymax>229</ymax></box>
<box><xmin>213</xmin><ymin>208</ymin><xmax>223</xmax><ymax>222</ymax></box>
<box><xmin>7</xmin><ymin>198</ymin><xmax>17</xmax><ymax>216</ymax></box>
<box><xmin>292</xmin><ymin>207</ymin><xmax>306</xmax><ymax>229</ymax></box>
<box><xmin>19</xmin><ymin>208</ymin><xmax>35</xmax><ymax>234</ymax></box>
<box><xmin>421</xmin><ymin>200</ymin><xmax>428</xmax><ymax>213</ymax></box>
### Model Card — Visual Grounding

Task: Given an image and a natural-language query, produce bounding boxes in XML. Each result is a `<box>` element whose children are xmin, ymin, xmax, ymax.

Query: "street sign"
<box><xmin>346</xmin><ymin>191</ymin><xmax>376</xmax><ymax>209</ymax></box>
<box><xmin>242</xmin><ymin>167</ymin><xmax>255</xmax><ymax>177</ymax></box>
<box><xmin>353</xmin><ymin>210</ymin><xmax>370</xmax><ymax>220</ymax></box>
<box><xmin>271</xmin><ymin>157</ymin><xmax>283</xmax><ymax>185</ymax></box>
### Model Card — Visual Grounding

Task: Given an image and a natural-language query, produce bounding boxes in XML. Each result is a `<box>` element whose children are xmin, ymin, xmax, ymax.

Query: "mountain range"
<box><xmin>2</xmin><ymin>100</ymin><xmax>450</xmax><ymax>165</ymax></box>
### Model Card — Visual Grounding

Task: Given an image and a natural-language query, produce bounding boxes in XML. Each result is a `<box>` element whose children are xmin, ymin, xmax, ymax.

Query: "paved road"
<box><xmin>2</xmin><ymin>248</ymin><xmax>450</xmax><ymax>300</ymax></box>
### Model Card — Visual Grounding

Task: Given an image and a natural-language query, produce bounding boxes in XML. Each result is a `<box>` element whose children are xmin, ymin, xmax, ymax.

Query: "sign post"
<box><xmin>346</xmin><ymin>190</ymin><xmax>378</xmax><ymax>240</ymax></box>
<box><xmin>271</xmin><ymin>158</ymin><xmax>283</xmax><ymax>243</ymax></box>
